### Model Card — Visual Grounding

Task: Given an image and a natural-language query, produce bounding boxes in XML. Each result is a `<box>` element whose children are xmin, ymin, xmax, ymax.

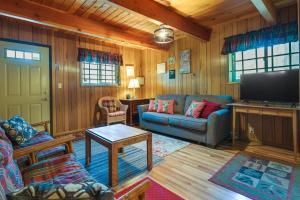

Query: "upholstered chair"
<box><xmin>98</xmin><ymin>96</ymin><xmax>128</xmax><ymax>125</ymax></box>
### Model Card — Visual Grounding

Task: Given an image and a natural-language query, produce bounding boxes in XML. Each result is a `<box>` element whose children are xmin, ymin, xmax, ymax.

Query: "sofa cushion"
<box><xmin>184</xmin><ymin>95</ymin><xmax>233</xmax><ymax>113</ymax></box>
<box><xmin>2</xmin><ymin>115</ymin><xmax>37</xmax><ymax>145</ymax></box>
<box><xmin>22</xmin><ymin>154</ymin><xmax>92</xmax><ymax>186</ymax></box>
<box><xmin>156</xmin><ymin>94</ymin><xmax>186</xmax><ymax>114</ymax></box>
<box><xmin>108</xmin><ymin>111</ymin><xmax>126</xmax><ymax>117</ymax></box>
<box><xmin>7</xmin><ymin>180</ymin><xmax>114</xmax><ymax>200</ymax></box>
<box><xmin>185</xmin><ymin>101</ymin><xmax>206</xmax><ymax>118</ymax></box>
<box><xmin>142</xmin><ymin>112</ymin><xmax>169</xmax><ymax>125</ymax></box>
<box><xmin>157</xmin><ymin>99</ymin><xmax>174</xmax><ymax>114</ymax></box>
<box><xmin>148</xmin><ymin>99</ymin><xmax>158</xmax><ymax>112</ymax></box>
<box><xmin>102</xmin><ymin>100</ymin><xmax>117</xmax><ymax>113</ymax></box>
<box><xmin>15</xmin><ymin>132</ymin><xmax>65</xmax><ymax>168</ymax></box>
<box><xmin>168</xmin><ymin>115</ymin><xmax>207</xmax><ymax>131</ymax></box>
<box><xmin>200</xmin><ymin>100</ymin><xmax>221</xmax><ymax>119</ymax></box>
<box><xmin>0</xmin><ymin>140</ymin><xmax>24</xmax><ymax>194</ymax></box>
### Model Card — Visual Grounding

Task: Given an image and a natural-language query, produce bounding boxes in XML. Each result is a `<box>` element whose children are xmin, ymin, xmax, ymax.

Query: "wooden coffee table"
<box><xmin>85</xmin><ymin>124</ymin><xmax>152</xmax><ymax>187</ymax></box>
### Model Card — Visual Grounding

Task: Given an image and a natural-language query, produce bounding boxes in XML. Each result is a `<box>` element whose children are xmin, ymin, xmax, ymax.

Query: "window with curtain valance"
<box><xmin>222</xmin><ymin>21</ymin><xmax>299</xmax><ymax>82</ymax></box>
<box><xmin>77</xmin><ymin>48</ymin><xmax>123</xmax><ymax>86</ymax></box>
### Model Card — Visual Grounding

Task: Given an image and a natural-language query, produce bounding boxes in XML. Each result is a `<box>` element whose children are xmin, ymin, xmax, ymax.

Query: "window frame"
<box><xmin>229</xmin><ymin>41</ymin><xmax>299</xmax><ymax>83</ymax></box>
<box><xmin>4</xmin><ymin>48</ymin><xmax>41</xmax><ymax>61</ymax></box>
<box><xmin>80</xmin><ymin>61</ymin><xmax>120</xmax><ymax>87</ymax></box>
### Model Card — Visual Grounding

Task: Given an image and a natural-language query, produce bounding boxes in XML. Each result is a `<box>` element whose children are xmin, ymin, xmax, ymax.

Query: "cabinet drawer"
<box><xmin>262</xmin><ymin>109</ymin><xmax>293</xmax><ymax>117</ymax></box>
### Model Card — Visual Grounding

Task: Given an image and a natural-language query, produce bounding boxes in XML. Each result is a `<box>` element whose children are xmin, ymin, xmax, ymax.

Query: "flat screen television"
<box><xmin>240</xmin><ymin>69</ymin><xmax>299</xmax><ymax>103</ymax></box>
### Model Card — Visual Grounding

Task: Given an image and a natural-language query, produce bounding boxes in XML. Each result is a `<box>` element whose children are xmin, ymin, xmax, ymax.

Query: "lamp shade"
<box><xmin>128</xmin><ymin>79</ymin><xmax>140</xmax><ymax>89</ymax></box>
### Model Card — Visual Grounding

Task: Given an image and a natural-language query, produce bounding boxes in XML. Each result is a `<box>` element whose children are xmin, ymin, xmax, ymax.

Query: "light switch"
<box><xmin>58</xmin><ymin>83</ymin><xmax>62</xmax><ymax>89</ymax></box>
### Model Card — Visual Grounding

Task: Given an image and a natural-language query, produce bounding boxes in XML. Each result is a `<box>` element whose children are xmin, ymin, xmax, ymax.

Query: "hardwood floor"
<box><xmin>115</xmin><ymin>140</ymin><xmax>299</xmax><ymax>200</ymax></box>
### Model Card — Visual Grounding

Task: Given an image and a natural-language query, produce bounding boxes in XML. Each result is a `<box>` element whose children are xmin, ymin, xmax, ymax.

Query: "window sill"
<box><xmin>226</xmin><ymin>82</ymin><xmax>240</xmax><ymax>85</ymax></box>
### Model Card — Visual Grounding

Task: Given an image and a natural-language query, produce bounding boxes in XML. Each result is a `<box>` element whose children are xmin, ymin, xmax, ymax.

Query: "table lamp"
<box><xmin>128</xmin><ymin>78</ymin><xmax>140</xmax><ymax>99</ymax></box>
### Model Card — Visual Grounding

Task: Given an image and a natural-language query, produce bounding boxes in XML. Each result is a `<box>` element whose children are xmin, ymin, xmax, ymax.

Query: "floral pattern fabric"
<box><xmin>157</xmin><ymin>99</ymin><xmax>175</xmax><ymax>114</ymax></box>
<box><xmin>185</xmin><ymin>101</ymin><xmax>206</xmax><ymax>118</ymax></box>
<box><xmin>148</xmin><ymin>100</ymin><xmax>158</xmax><ymax>112</ymax></box>
<box><xmin>102</xmin><ymin>100</ymin><xmax>117</xmax><ymax>113</ymax></box>
<box><xmin>2</xmin><ymin>115</ymin><xmax>37</xmax><ymax>145</ymax></box>
<box><xmin>7</xmin><ymin>180</ymin><xmax>113</xmax><ymax>200</ymax></box>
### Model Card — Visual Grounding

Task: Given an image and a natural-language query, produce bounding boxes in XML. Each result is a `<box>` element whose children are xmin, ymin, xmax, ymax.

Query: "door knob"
<box><xmin>41</xmin><ymin>97</ymin><xmax>48</xmax><ymax>101</ymax></box>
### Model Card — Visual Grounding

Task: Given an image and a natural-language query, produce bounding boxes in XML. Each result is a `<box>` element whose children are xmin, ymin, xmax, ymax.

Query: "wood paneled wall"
<box><xmin>0</xmin><ymin>16</ymin><xmax>143</xmax><ymax>136</ymax></box>
<box><xmin>141</xmin><ymin>6</ymin><xmax>298</xmax><ymax>101</ymax></box>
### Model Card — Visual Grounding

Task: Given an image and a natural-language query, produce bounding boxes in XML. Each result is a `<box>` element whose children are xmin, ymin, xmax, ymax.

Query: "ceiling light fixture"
<box><xmin>154</xmin><ymin>24</ymin><xmax>174</xmax><ymax>44</ymax></box>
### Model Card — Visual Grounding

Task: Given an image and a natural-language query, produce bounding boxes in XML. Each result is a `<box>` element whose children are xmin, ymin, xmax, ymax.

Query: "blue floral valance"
<box><xmin>221</xmin><ymin>21</ymin><xmax>298</xmax><ymax>55</ymax></box>
<box><xmin>78</xmin><ymin>48</ymin><xmax>123</xmax><ymax>65</ymax></box>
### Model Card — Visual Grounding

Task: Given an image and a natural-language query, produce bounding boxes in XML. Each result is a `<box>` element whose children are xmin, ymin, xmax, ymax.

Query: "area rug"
<box><xmin>114</xmin><ymin>177</ymin><xmax>184</xmax><ymax>200</ymax></box>
<box><xmin>132</xmin><ymin>133</ymin><xmax>190</xmax><ymax>157</ymax></box>
<box><xmin>209</xmin><ymin>153</ymin><xmax>300</xmax><ymax>200</ymax></box>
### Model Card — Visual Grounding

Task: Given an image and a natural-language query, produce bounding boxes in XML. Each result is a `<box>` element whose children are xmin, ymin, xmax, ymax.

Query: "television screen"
<box><xmin>240</xmin><ymin>69</ymin><xmax>299</xmax><ymax>103</ymax></box>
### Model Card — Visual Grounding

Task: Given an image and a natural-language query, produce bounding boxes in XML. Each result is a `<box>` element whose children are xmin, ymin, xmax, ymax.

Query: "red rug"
<box><xmin>115</xmin><ymin>177</ymin><xmax>184</xmax><ymax>200</ymax></box>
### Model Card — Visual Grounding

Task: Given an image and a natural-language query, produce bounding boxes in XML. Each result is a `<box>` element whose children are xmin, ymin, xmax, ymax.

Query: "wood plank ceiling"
<box><xmin>5</xmin><ymin>0</ymin><xmax>298</xmax><ymax>48</ymax></box>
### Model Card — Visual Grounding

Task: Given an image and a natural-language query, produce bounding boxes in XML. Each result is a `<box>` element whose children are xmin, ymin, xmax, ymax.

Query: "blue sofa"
<box><xmin>138</xmin><ymin>94</ymin><xmax>233</xmax><ymax>147</ymax></box>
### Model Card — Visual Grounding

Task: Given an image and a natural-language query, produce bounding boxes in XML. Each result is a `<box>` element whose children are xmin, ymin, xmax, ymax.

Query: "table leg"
<box><xmin>147</xmin><ymin>133</ymin><xmax>153</xmax><ymax>171</ymax></box>
<box><xmin>109</xmin><ymin>145</ymin><xmax>118</xmax><ymax>187</ymax></box>
<box><xmin>232</xmin><ymin>107</ymin><xmax>236</xmax><ymax>146</ymax></box>
<box><xmin>85</xmin><ymin>134</ymin><xmax>91</xmax><ymax>166</ymax></box>
<box><xmin>292</xmin><ymin>110</ymin><xmax>298</xmax><ymax>162</ymax></box>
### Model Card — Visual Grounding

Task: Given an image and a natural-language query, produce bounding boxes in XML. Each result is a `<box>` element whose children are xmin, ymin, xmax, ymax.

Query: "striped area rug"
<box><xmin>73</xmin><ymin>139</ymin><xmax>163</xmax><ymax>186</ymax></box>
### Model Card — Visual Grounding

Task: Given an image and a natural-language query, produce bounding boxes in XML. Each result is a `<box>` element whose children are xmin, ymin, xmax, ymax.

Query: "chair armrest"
<box><xmin>206</xmin><ymin>109</ymin><xmax>231</xmax><ymax>147</ymax></box>
<box><xmin>120</xmin><ymin>104</ymin><xmax>128</xmax><ymax>112</ymax></box>
<box><xmin>13</xmin><ymin>135</ymin><xmax>75</xmax><ymax>164</ymax></box>
<box><xmin>31</xmin><ymin>120</ymin><xmax>50</xmax><ymax>132</ymax></box>
<box><xmin>99</xmin><ymin>105</ymin><xmax>109</xmax><ymax>113</ymax></box>
<box><xmin>117</xmin><ymin>180</ymin><xmax>151</xmax><ymax>200</ymax></box>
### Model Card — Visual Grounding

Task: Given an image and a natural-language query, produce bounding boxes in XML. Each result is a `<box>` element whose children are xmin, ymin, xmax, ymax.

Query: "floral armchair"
<box><xmin>98</xmin><ymin>97</ymin><xmax>128</xmax><ymax>125</ymax></box>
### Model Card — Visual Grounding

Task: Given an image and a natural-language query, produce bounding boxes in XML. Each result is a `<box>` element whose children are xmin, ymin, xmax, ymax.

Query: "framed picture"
<box><xmin>136</xmin><ymin>76</ymin><xmax>145</xmax><ymax>85</ymax></box>
<box><xmin>169</xmin><ymin>70</ymin><xmax>175</xmax><ymax>79</ymax></box>
<box><xmin>180</xmin><ymin>49</ymin><xmax>191</xmax><ymax>74</ymax></box>
<box><xmin>167</xmin><ymin>56</ymin><xmax>175</xmax><ymax>65</ymax></box>
<box><xmin>126</xmin><ymin>65</ymin><xmax>134</xmax><ymax>76</ymax></box>
<box><xmin>157</xmin><ymin>63</ymin><xmax>166</xmax><ymax>74</ymax></box>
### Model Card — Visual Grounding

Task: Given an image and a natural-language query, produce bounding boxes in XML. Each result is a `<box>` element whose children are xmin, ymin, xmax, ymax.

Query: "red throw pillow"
<box><xmin>148</xmin><ymin>99</ymin><xmax>158</xmax><ymax>112</ymax></box>
<box><xmin>185</xmin><ymin>101</ymin><xmax>206</xmax><ymax>118</ymax></box>
<box><xmin>200</xmin><ymin>100</ymin><xmax>221</xmax><ymax>118</ymax></box>
<box><xmin>157</xmin><ymin>99</ymin><xmax>174</xmax><ymax>114</ymax></box>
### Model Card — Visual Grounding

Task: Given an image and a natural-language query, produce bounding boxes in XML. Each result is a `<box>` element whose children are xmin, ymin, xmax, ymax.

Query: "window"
<box><xmin>229</xmin><ymin>41</ymin><xmax>299</xmax><ymax>82</ymax></box>
<box><xmin>81</xmin><ymin>62</ymin><xmax>119</xmax><ymax>86</ymax></box>
<box><xmin>5</xmin><ymin>49</ymin><xmax>40</xmax><ymax>61</ymax></box>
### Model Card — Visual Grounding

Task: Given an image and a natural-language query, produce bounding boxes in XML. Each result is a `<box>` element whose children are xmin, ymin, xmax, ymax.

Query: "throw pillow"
<box><xmin>148</xmin><ymin>99</ymin><xmax>158</xmax><ymax>112</ymax></box>
<box><xmin>157</xmin><ymin>99</ymin><xmax>174</xmax><ymax>114</ymax></box>
<box><xmin>1</xmin><ymin>116</ymin><xmax>37</xmax><ymax>145</ymax></box>
<box><xmin>102</xmin><ymin>100</ymin><xmax>117</xmax><ymax>113</ymax></box>
<box><xmin>185</xmin><ymin>101</ymin><xmax>206</xmax><ymax>118</ymax></box>
<box><xmin>200</xmin><ymin>100</ymin><xmax>221</xmax><ymax>119</ymax></box>
<box><xmin>6</xmin><ymin>181</ymin><xmax>114</xmax><ymax>200</ymax></box>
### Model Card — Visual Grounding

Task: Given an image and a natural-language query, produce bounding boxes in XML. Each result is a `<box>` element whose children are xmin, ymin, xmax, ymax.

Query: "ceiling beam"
<box><xmin>0</xmin><ymin>0</ymin><xmax>162</xmax><ymax>49</ymax></box>
<box><xmin>108</xmin><ymin>0</ymin><xmax>211</xmax><ymax>41</ymax></box>
<box><xmin>251</xmin><ymin>0</ymin><xmax>277</xmax><ymax>24</ymax></box>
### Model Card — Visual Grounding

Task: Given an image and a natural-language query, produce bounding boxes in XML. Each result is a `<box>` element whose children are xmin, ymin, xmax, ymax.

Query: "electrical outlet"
<box><xmin>58</xmin><ymin>83</ymin><xmax>62</xmax><ymax>89</ymax></box>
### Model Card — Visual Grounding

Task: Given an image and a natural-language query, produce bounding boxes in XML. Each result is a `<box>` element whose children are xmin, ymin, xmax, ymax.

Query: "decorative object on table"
<box><xmin>209</xmin><ymin>152</ymin><xmax>300</xmax><ymax>200</ymax></box>
<box><xmin>126</xmin><ymin>94</ymin><xmax>131</xmax><ymax>99</ymax></box>
<box><xmin>120</xmin><ymin>98</ymin><xmax>152</xmax><ymax>125</ymax></box>
<box><xmin>115</xmin><ymin>177</ymin><xmax>184</xmax><ymax>200</ymax></box>
<box><xmin>156</xmin><ymin>63</ymin><xmax>166</xmax><ymax>74</ymax></box>
<box><xmin>180</xmin><ymin>49</ymin><xmax>191</xmax><ymax>74</ymax></box>
<box><xmin>136</xmin><ymin>76</ymin><xmax>145</xmax><ymax>86</ymax></box>
<box><xmin>169</xmin><ymin>69</ymin><xmax>176</xmax><ymax>79</ymax></box>
<box><xmin>128</xmin><ymin>78</ymin><xmax>140</xmax><ymax>99</ymax></box>
<box><xmin>98</xmin><ymin>96</ymin><xmax>128</xmax><ymax>125</ymax></box>
<box><xmin>126</xmin><ymin>65</ymin><xmax>134</xmax><ymax>77</ymax></box>
<box><xmin>154</xmin><ymin>24</ymin><xmax>174</xmax><ymax>44</ymax></box>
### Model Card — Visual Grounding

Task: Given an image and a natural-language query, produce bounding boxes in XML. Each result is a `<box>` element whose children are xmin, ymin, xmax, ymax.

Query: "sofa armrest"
<box><xmin>31</xmin><ymin>120</ymin><xmax>50</xmax><ymax>132</ymax></box>
<box><xmin>138</xmin><ymin>104</ymin><xmax>149</xmax><ymax>125</ymax></box>
<box><xmin>206</xmin><ymin>108</ymin><xmax>231</xmax><ymax>147</ymax></box>
<box><xmin>13</xmin><ymin>135</ymin><xmax>75</xmax><ymax>164</ymax></box>
<box><xmin>117</xmin><ymin>180</ymin><xmax>151</xmax><ymax>200</ymax></box>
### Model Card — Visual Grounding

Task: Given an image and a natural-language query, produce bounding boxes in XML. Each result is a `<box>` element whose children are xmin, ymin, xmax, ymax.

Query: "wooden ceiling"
<box><xmin>0</xmin><ymin>0</ymin><xmax>297</xmax><ymax>49</ymax></box>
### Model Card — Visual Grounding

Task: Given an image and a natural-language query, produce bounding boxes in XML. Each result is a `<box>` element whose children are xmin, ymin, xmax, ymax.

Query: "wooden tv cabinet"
<box><xmin>229</xmin><ymin>102</ymin><xmax>299</xmax><ymax>162</ymax></box>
